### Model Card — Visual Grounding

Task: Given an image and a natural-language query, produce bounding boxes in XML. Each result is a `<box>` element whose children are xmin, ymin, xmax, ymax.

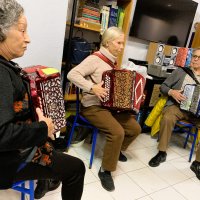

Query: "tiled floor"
<box><xmin>0</xmin><ymin>132</ymin><xmax>199</xmax><ymax>200</ymax></box>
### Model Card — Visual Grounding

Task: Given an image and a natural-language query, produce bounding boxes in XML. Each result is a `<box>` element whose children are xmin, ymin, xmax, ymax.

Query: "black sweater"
<box><xmin>0</xmin><ymin>57</ymin><xmax>48</xmax><ymax>189</ymax></box>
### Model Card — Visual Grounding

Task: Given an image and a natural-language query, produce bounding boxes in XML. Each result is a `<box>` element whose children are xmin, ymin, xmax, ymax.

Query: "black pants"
<box><xmin>14</xmin><ymin>151</ymin><xmax>85</xmax><ymax>200</ymax></box>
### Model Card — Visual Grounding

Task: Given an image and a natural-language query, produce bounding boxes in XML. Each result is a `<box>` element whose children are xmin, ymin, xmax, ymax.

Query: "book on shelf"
<box><xmin>117</xmin><ymin>7</ymin><xmax>125</xmax><ymax>29</ymax></box>
<box><xmin>100</xmin><ymin>6</ymin><xmax>110</xmax><ymax>34</ymax></box>
<box><xmin>82</xmin><ymin>14</ymin><xmax>100</xmax><ymax>21</ymax></box>
<box><xmin>82</xmin><ymin>7</ymin><xmax>101</xmax><ymax>17</ymax></box>
<box><xmin>108</xmin><ymin>5</ymin><xmax>118</xmax><ymax>27</ymax></box>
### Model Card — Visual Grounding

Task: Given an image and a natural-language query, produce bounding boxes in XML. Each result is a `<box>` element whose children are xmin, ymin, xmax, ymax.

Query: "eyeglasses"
<box><xmin>192</xmin><ymin>54</ymin><xmax>200</xmax><ymax>60</ymax></box>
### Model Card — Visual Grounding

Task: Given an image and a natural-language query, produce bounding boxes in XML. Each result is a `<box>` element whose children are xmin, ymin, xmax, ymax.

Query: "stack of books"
<box><xmin>77</xmin><ymin>0</ymin><xmax>101</xmax><ymax>31</ymax></box>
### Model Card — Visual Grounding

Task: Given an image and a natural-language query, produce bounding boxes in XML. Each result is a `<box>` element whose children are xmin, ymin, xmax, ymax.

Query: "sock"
<box><xmin>159</xmin><ymin>151</ymin><xmax>166</xmax><ymax>155</ymax></box>
<box><xmin>100</xmin><ymin>167</ymin><xmax>105</xmax><ymax>172</ymax></box>
<box><xmin>100</xmin><ymin>167</ymin><xmax>110</xmax><ymax>174</ymax></box>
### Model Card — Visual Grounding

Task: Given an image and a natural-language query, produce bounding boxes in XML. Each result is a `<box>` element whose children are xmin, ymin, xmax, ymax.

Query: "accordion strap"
<box><xmin>93</xmin><ymin>52</ymin><xmax>117</xmax><ymax>69</ymax></box>
<box><xmin>181</xmin><ymin>67</ymin><xmax>200</xmax><ymax>85</ymax></box>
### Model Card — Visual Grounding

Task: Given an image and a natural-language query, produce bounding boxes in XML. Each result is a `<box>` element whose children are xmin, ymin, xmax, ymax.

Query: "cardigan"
<box><xmin>0</xmin><ymin>57</ymin><xmax>48</xmax><ymax>189</ymax></box>
<box><xmin>160</xmin><ymin>67</ymin><xmax>200</xmax><ymax>106</ymax></box>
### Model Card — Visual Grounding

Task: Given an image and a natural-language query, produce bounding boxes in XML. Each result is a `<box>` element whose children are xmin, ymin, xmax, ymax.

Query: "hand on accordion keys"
<box><xmin>168</xmin><ymin>89</ymin><xmax>186</xmax><ymax>104</ymax></box>
<box><xmin>91</xmin><ymin>81</ymin><xmax>109</xmax><ymax>101</ymax></box>
<box><xmin>36</xmin><ymin>108</ymin><xmax>55</xmax><ymax>140</ymax></box>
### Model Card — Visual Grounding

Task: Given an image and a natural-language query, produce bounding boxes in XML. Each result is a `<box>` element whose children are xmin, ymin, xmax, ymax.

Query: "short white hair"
<box><xmin>101</xmin><ymin>27</ymin><xmax>124</xmax><ymax>47</ymax></box>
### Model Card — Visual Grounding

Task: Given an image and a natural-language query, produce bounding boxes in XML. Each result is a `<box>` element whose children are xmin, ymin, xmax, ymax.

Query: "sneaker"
<box><xmin>119</xmin><ymin>152</ymin><xmax>127</xmax><ymax>162</ymax></box>
<box><xmin>190</xmin><ymin>160</ymin><xmax>200</xmax><ymax>180</ymax></box>
<box><xmin>148</xmin><ymin>152</ymin><xmax>167</xmax><ymax>167</ymax></box>
<box><xmin>98</xmin><ymin>168</ymin><xmax>115</xmax><ymax>192</ymax></box>
<box><xmin>34</xmin><ymin>179</ymin><xmax>61</xmax><ymax>199</ymax></box>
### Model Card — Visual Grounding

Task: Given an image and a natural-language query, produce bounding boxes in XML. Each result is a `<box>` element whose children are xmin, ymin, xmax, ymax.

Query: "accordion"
<box><xmin>102</xmin><ymin>69</ymin><xmax>146</xmax><ymax>113</ymax></box>
<box><xmin>22</xmin><ymin>65</ymin><xmax>66</xmax><ymax>132</ymax></box>
<box><xmin>180</xmin><ymin>84</ymin><xmax>200</xmax><ymax>117</ymax></box>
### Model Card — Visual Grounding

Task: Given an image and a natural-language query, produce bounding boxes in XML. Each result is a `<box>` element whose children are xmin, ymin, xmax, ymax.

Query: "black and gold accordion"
<box><xmin>180</xmin><ymin>84</ymin><xmax>200</xmax><ymax>117</ymax></box>
<box><xmin>102</xmin><ymin>69</ymin><xmax>146</xmax><ymax>113</ymax></box>
<box><xmin>22</xmin><ymin>65</ymin><xmax>66</xmax><ymax>132</ymax></box>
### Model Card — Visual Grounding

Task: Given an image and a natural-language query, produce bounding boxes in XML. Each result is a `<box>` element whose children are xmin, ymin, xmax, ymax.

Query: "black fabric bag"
<box><xmin>70</xmin><ymin>36</ymin><xmax>92</xmax><ymax>65</ymax></box>
<box><xmin>64</xmin><ymin>115</ymin><xmax>92</xmax><ymax>144</ymax></box>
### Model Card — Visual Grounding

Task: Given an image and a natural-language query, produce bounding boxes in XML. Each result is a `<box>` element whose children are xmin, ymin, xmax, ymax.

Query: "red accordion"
<box><xmin>102</xmin><ymin>69</ymin><xmax>146</xmax><ymax>113</ymax></box>
<box><xmin>22</xmin><ymin>65</ymin><xmax>66</xmax><ymax>132</ymax></box>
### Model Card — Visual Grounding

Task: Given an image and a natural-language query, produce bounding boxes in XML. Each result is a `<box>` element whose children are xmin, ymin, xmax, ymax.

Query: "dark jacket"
<box><xmin>0</xmin><ymin>57</ymin><xmax>48</xmax><ymax>189</ymax></box>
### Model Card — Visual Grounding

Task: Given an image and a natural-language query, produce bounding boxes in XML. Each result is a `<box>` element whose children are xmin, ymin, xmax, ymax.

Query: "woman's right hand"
<box><xmin>91</xmin><ymin>81</ymin><xmax>109</xmax><ymax>101</ymax></box>
<box><xmin>168</xmin><ymin>89</ymin><xmax>186</xmax><ymax>104</ymax></box>
<box><xmin>36</xmin><ymin>108</ymin><xmax>55</xmax><ymax>140</ymax></box>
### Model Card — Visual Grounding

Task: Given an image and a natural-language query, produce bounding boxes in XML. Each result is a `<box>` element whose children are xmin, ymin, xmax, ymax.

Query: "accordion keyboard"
<box><xmin>103</xmin><ymin>74</ymin><xmax>111</xmax><ymax>102</ymax></box>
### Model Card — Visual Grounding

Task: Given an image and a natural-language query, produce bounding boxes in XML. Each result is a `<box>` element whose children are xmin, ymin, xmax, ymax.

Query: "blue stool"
<box><xmin>66</xmin><ymin>87</ymin><xmax>98</xmax><ymax>169</ymax></box>
<box><xmin>174</xmin><ymin>120</ymin><xmax>198</xmax><ymax>162</ymax></box>
<box><xmin>12</xmin><ymin>180</ymin><xmax>34</xmax><ymax>200</ymax></box>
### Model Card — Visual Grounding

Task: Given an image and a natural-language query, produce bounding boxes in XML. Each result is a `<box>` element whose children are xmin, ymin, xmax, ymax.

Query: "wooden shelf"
<box><xmin>66</xmin><ymin>21</ymin><xmax>100</xmax><ymax>32</ymax></box>
<box><xmin>64</xmin><ymin>93</ymin><xmax>82</xmax><ymax>101</ymax></box>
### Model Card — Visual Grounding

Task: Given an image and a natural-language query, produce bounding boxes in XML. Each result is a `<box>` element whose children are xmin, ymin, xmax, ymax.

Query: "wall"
<box><xmin>14</xmin><ymin>0</ymin><xmax>68</xmax><ymax>70</ymax></box>
<box><xmin>122</xmin><ymin>0</ymin><xmax>200</xmax><ymax>64</ymax></box>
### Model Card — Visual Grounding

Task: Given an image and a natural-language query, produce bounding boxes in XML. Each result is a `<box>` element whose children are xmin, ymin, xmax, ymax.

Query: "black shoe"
<box><xmin>34</xmin><ymin>180</ymin><xmax>48</xmax><ymax>199</ymax></box>
<box><xmin>34</xmin><ymin>179</ymin><xmax>61</xmax><ymax>199</ymax></box>
<box><xmin>98</xmin><ymin>168</ymin><xmax>115</xmax><ymax>192</ymax></box>
<box><xmin>48</xmin><ymin>179</ymin><xmax>61</xmax><ymax>191</ymax></box>
<box><xmin>148</xmin><ymin>152</ymin><xmax>167</xmax><ymax>167</ymax></box>
<box><xmin>119</xmin><ymin>151</ymin><xmax>127</xmax><ymax>162</ymax></box>
<box><xmin>190</xmin><ymin>160</ymin><xmax>200</xmax><ymax>180</ymax></box>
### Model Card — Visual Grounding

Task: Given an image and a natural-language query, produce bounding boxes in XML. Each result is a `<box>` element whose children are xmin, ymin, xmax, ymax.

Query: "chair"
<box><xmin>66</xmin><ymin>86</ymin><xmax>98</xmax><ymax>169</ymax></box>
<box><xmin>12</xmin><ymin>180</ymin><xmax>34</xmax><ymax>200</ymax></box>
<box><xmin>174</xmin><ymin>120</ymin><xmax>198</xmax><ymax>162</ymax></box>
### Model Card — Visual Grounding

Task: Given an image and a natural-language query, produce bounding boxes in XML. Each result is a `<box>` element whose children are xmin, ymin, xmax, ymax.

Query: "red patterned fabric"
<box><xmin>175</xmin><ymin>47</ymin><xmax>188</xmax><ymax>67</ymax></box>
<box><xmin>102</xmin><ymin>69</ymin><xmax>146</xmax><ymax>113</ymax></box>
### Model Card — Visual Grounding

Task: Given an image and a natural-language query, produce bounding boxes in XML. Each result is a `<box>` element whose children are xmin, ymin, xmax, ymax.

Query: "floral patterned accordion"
<box><xmin>180</xmin><ymin>84</ymin><xmax>200</xmax><ymax>117</ymax></box>
<box><xmin>22</xmin><ymin>65</ymin><xmax>66</xmax><ymax>132</ymax></box>
<box><xmin>102</xmin><ymin>69</ymin><xmax>146</xmax><ymax>113</ymax></box>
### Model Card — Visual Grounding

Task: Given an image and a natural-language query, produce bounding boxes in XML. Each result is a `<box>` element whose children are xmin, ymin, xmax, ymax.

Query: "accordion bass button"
<box><xmin>31</xmin><ymin>89</ymin><xmax>37</xmax><ymax>96</ymax></box>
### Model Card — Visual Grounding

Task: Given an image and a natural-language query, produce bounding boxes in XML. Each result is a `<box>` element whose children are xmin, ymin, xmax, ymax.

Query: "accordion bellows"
<box><xmin>180</xmin><ymin>84</ymin><xmax>200</xmax><ymax>117</ymax></box>
<box><xmin>102</xmin><ymin>69</ymin><xmax>146</xmax><ymax>113</ymax></box>
<box><xmin>22</xmin><ymin>65</ymin><xmax>66</xmax><ymax>132</ymax></box>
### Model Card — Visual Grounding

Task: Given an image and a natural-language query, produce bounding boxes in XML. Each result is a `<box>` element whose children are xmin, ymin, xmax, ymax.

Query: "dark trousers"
<box><xmin>14</xmin><ymin>151</ymin><xmax>85</xmax><ymax>200</ymax></box>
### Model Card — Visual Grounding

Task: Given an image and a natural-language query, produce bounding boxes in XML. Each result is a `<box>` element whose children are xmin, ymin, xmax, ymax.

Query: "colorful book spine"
<box><xmin>82</xmin><ymin>8</ymin><xmax>100</xmax><ymax>17</ymax></box>
<box><xmin>117</xmin><ymin>8</ymin><xmax>125</xmax><ymax>29</ymax></box>
<box><xmin>81</xmin><ymin>17</ymin><xmax>100</xmax><ymax>24</ymax></box>
<box><xmin>100</xmin><ymin>6</ymin><xmax>110</xmax><ymax>34</ymax></box>
<box><xmin>108</xmin><ymin>6</ymin><xmax>118</xmax><ymax>27</ymax></box>
<box><xmin>82</xmin><ymin>14</ymin><xmax>100</xmax><ymax>21</ymax></box>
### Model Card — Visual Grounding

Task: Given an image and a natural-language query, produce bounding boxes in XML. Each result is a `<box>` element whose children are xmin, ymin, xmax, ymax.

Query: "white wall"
<box><xmin>14</xmin><ymin>0</ymin><xmax>69</xmax><ymax>70</ymax></box>
<box><xmin>122</xmin><ymin>0</ymin><xmax>200</xmax><ymax>64</ymax></box>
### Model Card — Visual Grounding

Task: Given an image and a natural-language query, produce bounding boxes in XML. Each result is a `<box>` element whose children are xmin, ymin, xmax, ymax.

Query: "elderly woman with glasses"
<box><xmin>148</xmin><ymin>48</ymin><xmax>200</xmax><ymax>179</ymax></box>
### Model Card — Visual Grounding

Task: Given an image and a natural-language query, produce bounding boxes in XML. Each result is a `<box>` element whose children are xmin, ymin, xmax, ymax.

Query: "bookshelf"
<box><xmin>65</xmin><ymin>0</ymin><xmax>133</xmax><ymax>66</ymax></box>
<box><xmin>63</xmin><ymin>0</ymin><xmax>133</xmax><ymax>101</ymax></box>
<box><xmin>66</xmin><ymin>21</ymin><xmax>100</xmax><ymax>32</ymax></box>
<box><xmin>192</xmin><ymin>23</ymin><xmax>200</xmax><ymax>48</ymax></box>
